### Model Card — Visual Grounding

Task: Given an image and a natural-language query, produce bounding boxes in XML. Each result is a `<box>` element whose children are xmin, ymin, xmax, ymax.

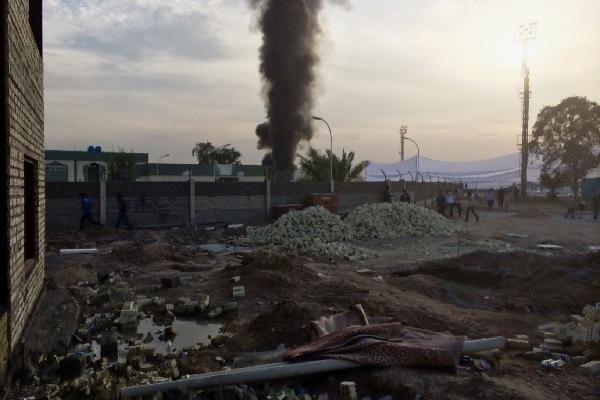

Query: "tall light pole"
<box><xmin>517</xmin><ymin>22</ymin><xmax>537</xmax><ymax>197</ymax></box>
<box><xmin>312</xmin><ymin>116</ymin><xmax>334</xmax><ymax>193</ymax></box>
<box><xmin>403</xmin><ymin>136</ymin><xmax>420</xmax><ymax>205</ymax></box>
<box><xmin>399</xmin><ymin>125</ymin><xmax>408</xmax><ymax>161</ymax></box>
<box><xmin>156</xmin><ymin>153</ymin><xmax>170</xmax><ymax>177</ymax></box>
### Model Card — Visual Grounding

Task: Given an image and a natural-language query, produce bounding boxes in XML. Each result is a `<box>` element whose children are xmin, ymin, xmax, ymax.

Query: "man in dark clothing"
<box><xmin>400</xmin><ymin>189</ymin><xmax>411</xmax><ymax>204</ymax></box>
<box><xmin>383</xmin><ymin>181</ymin><xmax>393</xmax><ymax>203</ymax></box>
<box><xmin>115</xmin><ymin>194</ymin><xmax>133</xmax><ymax>230</ymax></box>
<box><xmin>435</xmin><ymin>191</ymin><xmax>447</xmax><ymax>217</ymax></box>
<box><xmin>592</xmin><ymin>190</ymin><xmax>600</xmax><ymax>222</ymax></box>
<box><xmin>79</xmin><ymin>193</ymin><xmax>98</xmax><ymax>231</ymax></box>
<box><xmin>498</xmin><ymin>188</ymin><xmax>505</xmax><ymax>208</ymax></box>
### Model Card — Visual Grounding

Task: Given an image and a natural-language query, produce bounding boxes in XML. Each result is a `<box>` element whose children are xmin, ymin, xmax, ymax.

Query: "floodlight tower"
<box><xmin>517</xmin><ymin>22</ymin><xmax>537</xmax><ymax>197</ymax></box>
<box><xmin>399</xmin><ymin>125</ymin><xmax>408</xmax><ymax>161</ymax></box>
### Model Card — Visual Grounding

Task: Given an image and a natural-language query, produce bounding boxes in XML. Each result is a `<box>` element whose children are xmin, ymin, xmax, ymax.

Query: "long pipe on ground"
<box><xmin>120</xmin><ymin>337</ymin><xmax>505</xmax><ymax>398</ymax></box>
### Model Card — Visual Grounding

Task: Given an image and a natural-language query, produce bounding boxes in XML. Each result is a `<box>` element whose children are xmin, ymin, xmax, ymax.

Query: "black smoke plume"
<box><xmin>249</xmin><ymin>0</ymin><xmax>348</xmax><ymax>181</ymax></box>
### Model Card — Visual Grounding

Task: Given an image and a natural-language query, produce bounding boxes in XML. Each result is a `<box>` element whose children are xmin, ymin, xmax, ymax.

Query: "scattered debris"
<box><xmin>60</xmin><ymin>248</ymin><xmax>99</xmax><ymax>255</ymax></box>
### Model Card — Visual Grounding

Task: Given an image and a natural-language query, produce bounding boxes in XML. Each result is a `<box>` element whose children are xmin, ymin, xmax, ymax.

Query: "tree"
<box><xmin>539</xmin><ymin>170</ymin><xmax>567</xmax><ymax>199</ymax></box>
<box><xmin>192</xmin><ymin>142</ymin><xmax>241</xmax><ymax>164</ymax></box>
<box><xmin>529</xmin><ymin>96</ymin><xmax>600</xmax><ymax>197</ymax></box>
<box><xmin>107</xmin><ymin>148</ymin><xmax>137</xmax><ymax>181</ymax></box>
<box><xmin>299</xmin><ymin>146</ymin><xmax>368</xmax><ymax>182</ymax></box>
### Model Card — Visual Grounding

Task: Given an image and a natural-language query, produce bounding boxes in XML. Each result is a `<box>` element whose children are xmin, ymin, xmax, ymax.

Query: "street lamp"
<box><xmin>156</xmin><ymin>154</ymin><xmax>170</xmax><ymax>177</ymax></box>
<box><xmin>403</xmin><ymin>136</ymin><xmax>420</xmax><ymax>204</ymax></box>
<box><xmin>312</xmin><ymin>116</ymin><xmax>334</xmax><ymax>193</ymax></box>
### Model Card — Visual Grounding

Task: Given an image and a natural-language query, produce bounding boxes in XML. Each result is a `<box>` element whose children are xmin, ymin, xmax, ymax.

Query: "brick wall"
<box><xmin>6</xmin><ymin>0</ymin><xmax>45</xmax><ymax>363</ymax></box>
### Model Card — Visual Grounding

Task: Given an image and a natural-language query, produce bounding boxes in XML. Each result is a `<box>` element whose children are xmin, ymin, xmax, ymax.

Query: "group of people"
<box><xmin>79</xmin><ymin>192</ymin><xmax>132</xmax><ymax>231</ymax></box>
<box><xmin>435</xmin><ymin>189</ymin><xmax>480</xmax><ymax>222</ymax></box>
<box><xmin>565</xmin><ymin>190</ymin><xmax>600</xmax><ymax>222</ymax></box>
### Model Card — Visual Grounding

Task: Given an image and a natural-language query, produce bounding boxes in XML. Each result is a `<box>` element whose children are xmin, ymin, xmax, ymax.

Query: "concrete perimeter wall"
<box><xmin>46</xmin><ymin>181</ymin><xmax>458</xmax><ymax>230</ymax></box>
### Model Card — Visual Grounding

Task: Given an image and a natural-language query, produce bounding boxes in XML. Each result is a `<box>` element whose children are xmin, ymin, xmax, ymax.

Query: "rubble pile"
<box><xmin>346</xmin><ymin>201</ymin><xmax>458</xmax><ymax>239</ymax></box>
<box><xmin>245</xmin><ymin>203</ymin><xmax>458</xmax><ymax>260</ymax></box>
<box><xmin>246</xmin><ymin>207</ymin><xmax>369</xmax><ymax>261</ymax></box>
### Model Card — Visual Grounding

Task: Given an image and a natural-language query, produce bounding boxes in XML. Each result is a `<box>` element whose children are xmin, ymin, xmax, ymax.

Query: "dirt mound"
<box><xmin>224</xmin><ymin>253</ymin><xmax>319</xmax><ymax>294</ymax></box>
<box><xmin>230</xmin><ymin>301</ymin><xmax>316</xmax><ymax>352</ymax></box>
<box><xmin>393</xmin><ymin>251</ymin><xmax>600</xmax><ymax>315</ymax></box>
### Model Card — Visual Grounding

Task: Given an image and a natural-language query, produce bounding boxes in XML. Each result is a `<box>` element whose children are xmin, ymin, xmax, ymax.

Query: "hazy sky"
<box><xmin>43</xmin><ymin>0</ymin><xmax>600</xmax><ymax>165</ymax></box>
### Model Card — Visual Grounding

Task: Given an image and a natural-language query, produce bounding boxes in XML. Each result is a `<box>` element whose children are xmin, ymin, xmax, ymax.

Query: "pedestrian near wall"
<box><xmin>400</xmin><ymin>189</ymin><xmax>411</xmax><ymax>204</ymax></box>
<box><xmin>79</xmin><ymin>192</ymin><xmax>99</xmax><ymax>231</ymax></box>
<box><xmin>498</xmin><ymin>187</ymin><xmax>505</xmax><ymax>209</ymax></box>
<box><xmin>485</xmin><ymin>188</ymin><xmax>496</xmax><ymax>210</ymax></box>
<box><xmin>464</xmin><ymin>191</ymin><xmax>480</xmax><ymax>222</ymax></box>
<box><xmin>115</xmin><ymin>194</ymin><xmax>133</xmax><ymax>230</ymax></box>
<box><xmin>435</xmin><ymin>191</ymin><xmax>447</xmax><ymax>217</ymax></box>
<box><xmin>383</xmin><ymin>180</ymin><xmax>393</xmax><ymax>203</ymax></box>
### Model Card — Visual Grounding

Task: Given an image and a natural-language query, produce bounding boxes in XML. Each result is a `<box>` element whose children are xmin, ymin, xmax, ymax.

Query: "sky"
<box><xmin>43</xmin><ymin>0</ymin><xmax>600</xmax><ymax>165</ymax></box>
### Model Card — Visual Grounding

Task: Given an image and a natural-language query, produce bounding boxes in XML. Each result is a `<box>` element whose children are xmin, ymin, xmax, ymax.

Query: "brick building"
<box><xmin>1</xmin><ymin>0</ymin><xmax>45</xmax><ymax>382</ymax></box>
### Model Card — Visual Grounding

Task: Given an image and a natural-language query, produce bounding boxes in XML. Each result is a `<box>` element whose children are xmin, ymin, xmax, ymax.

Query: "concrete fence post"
<box><xmin>99</xmin><ymin>179</ymin><xmax>107</xmax><ymax>225</ymax></box>
<box><xmin>189</xmin><ymin>178</ymin><xmax>195</xmax><ymax>223</ymax></box>
<box><xmin>265</xmin><ymin>177</ymin><xmax>271</xmax><ymax>219</ymax></box>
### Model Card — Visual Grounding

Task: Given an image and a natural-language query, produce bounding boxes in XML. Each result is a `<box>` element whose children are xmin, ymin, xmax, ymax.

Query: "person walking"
<box><xmin>446</xmin><ymin>191</ymin><xmax>455</xmax><ymax>218</ymax></box>
<box><xmin>400</xmin><ymin>188</ymin><xmax>411</xmax><ymax>204</ymax></box>
<box><xmin>485</xmin><ymin>188</ymin><xmax>496</xmax><ymax>210</ymax></box>
<box><xmin>498</xmin><ymin>187</ymin><xmax>505</xmax><ymax>209</ymax></box>
<box><xmin>115</xmin><ymin>194</ymin><xmax>133</xmax><ymax>230</ymax></box>
<box><xmin>79</xmin><ymin>192</ymin><xmax>98</xmax><ymax>231</ymax></box>
<box><xmin>464</xmin><ymin>191</ymin><xmax>480</xmax><ymax>222</ymax></box>
<box><xmin>592</xmin><ymin>190</ymin><xmax>600</xmax><ymax>222</ymax></box>
<box><xmin>453</xmin><ymin>189</ymin><xmax>463</xmax><ymax>217</ymax></box>
<box><xmin>435</xmin><ymin>191</ymin><xmax>447</xmax><ymax>217</ymax></box>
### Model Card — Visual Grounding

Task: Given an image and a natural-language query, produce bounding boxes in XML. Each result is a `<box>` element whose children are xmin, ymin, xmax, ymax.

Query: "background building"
<box><xmin>1</xmin><ymin>0</ymin><xmax>45</xmax><ymax>382</ymax></box>
<box><xmin>45</xmin><ymin>149</ymin><xmax>148</xmax><ymax>182</ymax></box>
<box><xmin>135</xmin><ymin>163</ymin><xmax>265</xmax><ymax>182</ymax></box>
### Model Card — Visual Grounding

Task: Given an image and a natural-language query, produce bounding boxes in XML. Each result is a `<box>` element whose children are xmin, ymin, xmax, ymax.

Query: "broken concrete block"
<box><xmin>222</xmin><ymin>302</ymin><xmax>239</xmax><ymax>313</ymax></box>
<box><xmin>232</xmin><ymin>286</ymin><xmax>245</xmax><ymax>299</ymax></box>
<box><xmin>208</xmin><ymin>307</ymin><xmax>223</xmax><ymax>319</ymax></box>
<box><xmin>579</xmin><ymin>360</ymin><xmax>600</xmax><ymax>375</ymax></box>
<box><xmin>571</xmin><ymin>314</ymin><xmax>585</xmax><ymax>323</ymax></box>
<box><xmin>339</xmin><ymin>381</ymin><xmax>358</xmax><ymax>400</ymax></box>
<box><xmin>230</xmin><ymin>276</ymin><xmax>241</xmax><ymax>283</ymax></box>
<box><xmin>521</xmin><ymin>349</ymin><xmax>546</xmax><ymax>361</ymax></box>
<box><xmin>515</xmin><ymin>334</ymin><xmax>529</xmax><ymax>341</ymax></box>
<box><xmin>542</xmin><ymin>338</ymin><xmax>564</xmax><ymax>351</ymax></box>
<box><xmin>506</xmin><ymin>338</ymin><xmax>531</xmax><ymax>351</ymax></box>
<box><xmin>197</xmin><ymin>294</ymin><xmax>210</xmax><ymax>309</ymax></box>
<box><xmin>119</xmin><ymin>301</ymin><xmax>139</xmax><ymax>325</ymax></box>
<box><xmin>356</xmin><ymin>268</ymin><xmax>376</xmax><ymax>276</ymax></box>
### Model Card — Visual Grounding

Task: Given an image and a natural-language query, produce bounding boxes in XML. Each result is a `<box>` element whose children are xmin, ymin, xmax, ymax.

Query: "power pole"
<box><xmin>517</xmin><ymin>22</ymin><xmax>536</xmax><ymax>197</ymax></box>
<box><xmin>399</xmin><ymin>125</ymin><xmax>408</xmax><ymax>161</ymax></box>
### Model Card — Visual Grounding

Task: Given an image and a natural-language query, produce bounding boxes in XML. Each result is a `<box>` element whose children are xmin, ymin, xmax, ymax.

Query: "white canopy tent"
<box><xmin>366</xmin><ymin>153</ymin><xmax>542</xmax><ymax>189</ymax></box>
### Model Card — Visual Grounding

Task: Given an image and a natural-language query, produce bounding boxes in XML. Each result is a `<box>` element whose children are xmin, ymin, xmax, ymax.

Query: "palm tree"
<box><xmin>299</xmin><ymin>146</ymin><xmax>368</xmax><ymax>182</ymax></box>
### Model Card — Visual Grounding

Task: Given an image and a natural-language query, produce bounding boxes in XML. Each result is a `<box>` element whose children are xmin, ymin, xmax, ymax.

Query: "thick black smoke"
<box><xmin>249</xmin><ymin>0</ymin><xmax>347</xmax><ymax>181</ymax></box>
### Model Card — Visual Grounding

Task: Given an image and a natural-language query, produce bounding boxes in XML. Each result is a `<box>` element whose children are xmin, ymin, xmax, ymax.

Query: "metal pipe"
<box><xmin>120</xmin><ymin>337</ymin><xmax>505</xmax><ymax>398</ymax></box>
<box><xmin>121</xmin><ymin>360</ymin><xmax>361</xmax><ymax>398</ymax></box>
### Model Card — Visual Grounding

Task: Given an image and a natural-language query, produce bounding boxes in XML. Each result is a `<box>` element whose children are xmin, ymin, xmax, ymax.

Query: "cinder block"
<box><xmin>579</xmin><ymin>360</ymin><xmax>600</xmax><ymax>375</ymax></box>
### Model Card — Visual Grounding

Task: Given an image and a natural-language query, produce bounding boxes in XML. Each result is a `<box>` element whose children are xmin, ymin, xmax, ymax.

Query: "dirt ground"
<box><xmin>4</xmin><ymin>198</ymin><xmax>600</xmax><ymax>400</ymax></box>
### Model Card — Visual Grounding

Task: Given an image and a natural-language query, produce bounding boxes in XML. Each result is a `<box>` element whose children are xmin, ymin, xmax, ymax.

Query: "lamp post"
<box><xmin>156</xmin><ymin>154</ymin><xmax>170</xmax><ymax>178</ymax></box>
<box><xmin>312</xmin><ymin>116</ymin><xmax>334</xmax><ymax>193</ymax></box>
<box><xmin>403</xmin><ymin>136</ymin><xmax>420</xmax><ymax>204</ymax></box>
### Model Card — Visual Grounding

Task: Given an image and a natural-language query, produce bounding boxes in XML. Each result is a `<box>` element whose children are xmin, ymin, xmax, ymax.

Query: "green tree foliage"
<box><xmin>192</xmin><ymin>142</ymin><xmax>241</xmax><ymax>164</ymax></box>
<box><xmin>299</xmin><ymin>146</ymin><xmax>368</xmax><ymax>182</ymax></box>
<box><xmin>539</xmin><ymin>170</ymin><xmax>567</xmax><ymax>199</ymax></box>
<box><xmin>107</xmin><ymin>148</ymin><xmax>137</xmax><ymax>181</ymax></box>
<box><xmin>530</xmin><ymin>96</ymin><xmax>600</xmax><ymax>196</ymax></box>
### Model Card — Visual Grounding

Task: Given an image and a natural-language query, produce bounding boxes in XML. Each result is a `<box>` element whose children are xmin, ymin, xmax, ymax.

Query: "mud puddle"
<box><xmin>136</xmin><ymin>317</ymin><xmax>224</xmax><ymax>354</ymax></box>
